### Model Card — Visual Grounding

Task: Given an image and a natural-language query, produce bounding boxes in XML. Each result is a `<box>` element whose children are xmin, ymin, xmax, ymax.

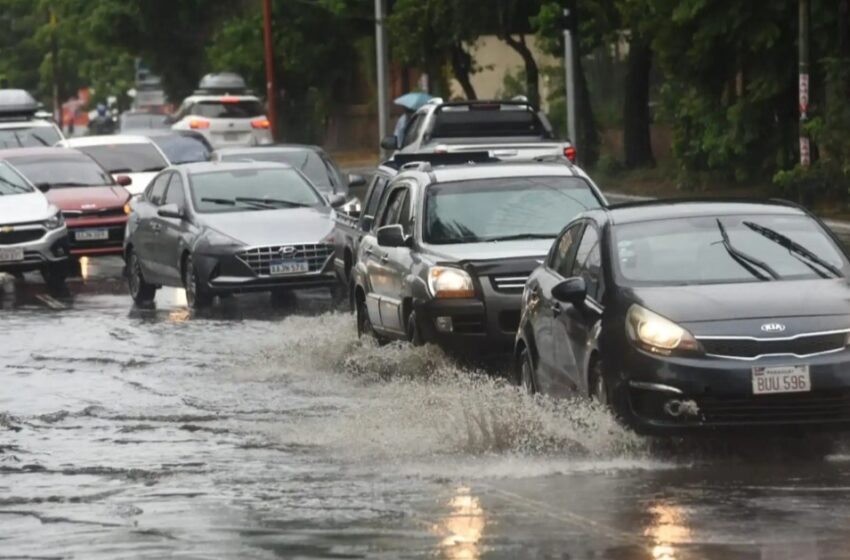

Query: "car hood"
<box><xmin>201</xmin><ymin>206</ymin><xmax>335</xmax><ymax>247</ymax></box>
<box><xmin>629</xmin><ymin>279</ymin><xmax>850</xmax><ymax>335</ymax></box>
<box><xmin>424</xmin><ymin>239</ymin><xmax>553</xmax><ymax>262</ymax></box>
<box><xmin>0</xmin><ymin>191</ymin><xmax>53</xmax><ymax>225</ymax></box>
<box><xmin>114</xmin><ymin>172</ymin><xmax>157</xmax><ymax>196</ymax></box>
<box><xmin>46</xmin><ymin>185</ymin><xmax>130</xmax><ymax>211</ymax></box>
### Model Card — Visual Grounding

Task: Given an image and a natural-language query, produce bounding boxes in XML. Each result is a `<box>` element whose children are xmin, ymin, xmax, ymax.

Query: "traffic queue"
<box><xmin>3</xmin><ymin>79</ymin><xmax>850</xmax><ymax>438</ymax></box>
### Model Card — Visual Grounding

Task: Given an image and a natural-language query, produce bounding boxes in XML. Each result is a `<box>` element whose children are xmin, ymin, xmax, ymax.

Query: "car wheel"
<box><xmin>590</xmin><ymin>359</ymin><xmax>609</xmax><ymax>406</ymax></box>
<box><xmin>183</xmin><ymin>253</ymin><xmax>212</xmax><ymax>309</ymax></box>
<box><xmin>406</xmin><ymin>310</ymin><xmax>426</xmax><ymax>346</ymax></box>
<box><xmin>356</xmin><ymin>297</ymin><xmax>386</xmax><ymax>344</ymax></box>
<box><xmin>518</xmin><ymin>348</ymin><xmax>537</xmax><ymax>395</ymax></box>
<box><xmin>41</xmin><ymin>261</ymin><xmax>67</xmax><ymax>292</ymax></box>
<box><xmin>127</xmin><ymin>250</ymin><xmax>156</xmax><ymax>305</ymax></box>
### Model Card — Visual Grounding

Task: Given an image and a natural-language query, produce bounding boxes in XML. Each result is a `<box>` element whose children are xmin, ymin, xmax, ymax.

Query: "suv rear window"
<box><xmin>0</xmin><ymin>126</ymin><xmax>62</xmax><ymax>149</ymax></box>
<box><xmin>192</xmin><ymin>100</ymin><xmax>264</xmax><ymax>119</ymax></box>
<box><xmin>431</xmin><ymin>105</ymin><xmax>550</xmax><ymax>139</ymax></box>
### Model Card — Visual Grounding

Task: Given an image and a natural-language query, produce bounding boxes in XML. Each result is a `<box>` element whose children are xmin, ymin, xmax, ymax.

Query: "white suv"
<box><xmin>0</xmin><ymin>89</ymin><xmax>65</xmax><ymax>149</ymax></box>
<box><xmin>169</xmin><ymin>73</ymin><xmax>273</xmax><ymax>149</ymax></box>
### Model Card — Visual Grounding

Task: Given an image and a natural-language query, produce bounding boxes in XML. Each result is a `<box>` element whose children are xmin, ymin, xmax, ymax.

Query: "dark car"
<box><xmin>212</xmin><ymin>145</ymin><xmax>365</xmax><ymax>197</ymax></box>
<box><xmin>142</xmin><ymin>130</ymin><xmax>213</xmax><ymax>164</ymax></box>
<box><xmin>515</xmin><ymin>200</ymin><xmax>850</xmax><ymax>435</ymax></box>
<box><xmin>352</xmin><ymin>162</ymin><xmax>605</xmax><ymax>349</ymax></box>
<box><xmin>124</xmin><ymin>161</ymin><xmax>347</xmax><ymax>308</ymax></box>
<box><xmin>0</xmin><ymin>147</ymin><xmax>132</xmax><ymax>259</ymax></box>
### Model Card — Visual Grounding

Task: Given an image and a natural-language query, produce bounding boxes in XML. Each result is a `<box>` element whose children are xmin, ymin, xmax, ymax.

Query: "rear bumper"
<box><xmin>66</xmin><ymin>216</ymin><xmax>127</xmax><ymax>257</ymax></box>
<box><xmin>0</xmin><ymin>226</ymin><xmax>70</xmax><ymax>273</ymax></box>
<box><xmin>615</xmin><ymin>346</ymin><xmax>850</xmax><ymax>435</ymax></box>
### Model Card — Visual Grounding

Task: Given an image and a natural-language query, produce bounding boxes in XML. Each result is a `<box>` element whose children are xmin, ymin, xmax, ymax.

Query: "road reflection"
<box><xmin>435</xmin><ymin>486</ymin><xmax>486</xmax><ymax>559</ymax></box>
<box><xmin>645</xmin><ymin>502</ymin><xmax>691</xmax><ymax>560</ymax></box>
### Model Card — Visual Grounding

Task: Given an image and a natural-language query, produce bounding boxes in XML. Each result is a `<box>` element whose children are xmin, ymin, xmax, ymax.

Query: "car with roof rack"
<box><xmin>0</xmin><ymin>89</ymin><xmax>65</xmax><ymax>149</ymax></box>
<box><xmin>168</xmin><ymin>73</ymin><xmax>272</xmax><ymax>149</ymax></box>
<box><xmin>351</xmin><ymin>160</ymin><xmax>605</xmax><ymax>349</ymax></box>
<box><xmin>381</xmin><ymin>97</ymin><xmax>577</xmax><ymax>164</ymax></box>
<box><xmin>514</xmin><ymin>199</ymin><xmax>850</xmax><ymax>435</ymax></box>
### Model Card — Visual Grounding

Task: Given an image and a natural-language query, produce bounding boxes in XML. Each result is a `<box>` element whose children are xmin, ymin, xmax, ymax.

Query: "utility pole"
<box><xmin>799</xmin><ymin>0</ymin><xmax>810</xmax><ymax>168</ymax></box>
<box><xmin>374</xmin><ymin>0</ymin><xmax>390</xmax><ymax>148</ymax></box>
<box><xmin>262</xmin><ymin>0</ymin><xmax>279</xmax><ymax>140</ymax></box>
<box><xmin>562</xmin><ymin>7</ymin><xmax>577</xmax><ymax>154</ymax></box>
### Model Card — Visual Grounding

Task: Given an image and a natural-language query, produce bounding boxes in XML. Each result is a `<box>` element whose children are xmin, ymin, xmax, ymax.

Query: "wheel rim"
<box><xmin>184</xmin><ymin>258</ymin><xmax>196</xmax><ymax>306</ymax></box>
<box><xmin>521</xmin><ymin>352</ymin><xmax>535</xmax><ymax>394</ymax></box>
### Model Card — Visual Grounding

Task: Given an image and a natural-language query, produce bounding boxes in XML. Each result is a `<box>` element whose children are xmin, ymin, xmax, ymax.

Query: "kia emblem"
<box><xmin>760</xmin><ymin>323</ymin><xmax>786</xmax><ymax>333</ymax></box>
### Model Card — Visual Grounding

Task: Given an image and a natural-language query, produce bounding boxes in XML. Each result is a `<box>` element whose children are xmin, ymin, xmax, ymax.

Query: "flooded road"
<box><xmin>4</xmin><ymin>255</ymin><xmax>850</xmax><ymax>559</ymax></box>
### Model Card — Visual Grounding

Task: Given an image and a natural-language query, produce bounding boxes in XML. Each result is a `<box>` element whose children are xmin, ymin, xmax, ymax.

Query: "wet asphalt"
<box><xmin>4</xmin><ymin>235</ymin><xmax>850</xmax><ymax>559</ymax></box>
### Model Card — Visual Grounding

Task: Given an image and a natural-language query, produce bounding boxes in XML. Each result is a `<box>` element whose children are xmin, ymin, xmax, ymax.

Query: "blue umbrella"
<box><xmin>394</xmin><ymin>92</ymin><xmax>433</xmax><ymax>111</ymax></box>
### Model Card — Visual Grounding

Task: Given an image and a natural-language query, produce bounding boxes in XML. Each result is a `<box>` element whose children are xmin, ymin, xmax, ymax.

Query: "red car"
<box><xmin>0</xmin><ymin>148</ymin><xmax>132</xmax><ymax>257</ymax></box>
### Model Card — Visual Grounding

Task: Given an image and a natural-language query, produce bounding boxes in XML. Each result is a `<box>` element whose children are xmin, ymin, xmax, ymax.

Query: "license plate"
<box><xmin>223</xmin><ymin>132</ymin><xmax>240</xmax><ymax>141</ymax></box>
<box><xmin>0</xmin><ymin>247</ymin><xmax>24</xmax><ymax>262</ymax></box>
<box><xmin>752</xmin><ymin>365</ymin><xmax>811</xmax><ymax>395</ymax></box>
<box><xmin>75</xmin><ymin>229</ymin><xmax>109</xmax><ymax>241</ymax></box>
<box><xmin>270</xmin><ymin>260</ymin><xmax>308</xmax><ymax>275</ymax></box>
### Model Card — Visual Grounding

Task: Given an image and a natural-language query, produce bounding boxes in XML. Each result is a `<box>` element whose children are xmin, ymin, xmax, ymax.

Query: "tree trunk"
<box><xmin>623</xmin><ymin>37</ymin><xmax>655</xmax><ymax>168</ymax></box>
<box><xmin>575</xmin><ymin>54</ymin><xmax>600</xmax><ymax>167</ymax></box>
<box><xmin>502</xmin><ymin>34</ymin><xmax>540</xmax><ymax>108</ymax></box>
<box><xmin>450</xmin><ymin>44</ymin><xmax>478</xmax><ymax>100</ymax></box>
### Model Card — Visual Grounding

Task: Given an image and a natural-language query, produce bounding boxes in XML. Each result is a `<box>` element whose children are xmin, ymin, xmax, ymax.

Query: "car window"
<box><xmin>148</xmin><ymin>173</ymin><xmax>170</xmax><ymax>206</ymax></box>
<box><xmin>76</xmin><ymin>143</ymin><xmax>168</xmax><ymax>174</ymax></box>
<box><xmin>191</xmin><ymin>100</ymin><xmax>264</xmax><ymax>119</ymax></box>
<box><xmin>6</xmin><ymin>154</ymin><xmax>113</xmax><ymax>188</ymax></box>
<box><xmin>0</xmin><ymin>161</ymin><xmax>34</xmax><ymax>195</ymax></box>
<box><xmin>402</xmin><ymin>115</ymin><xmax>421</xmax><ymax>147</ymax></box>
<box><xmin>365</xmin><ymin>175</ymin><xmax>389</xmax><ymax>218</ymax></box>
<box><xmin>572</xmin><ymin>226</ymin><xmax>603</xmax><ymax>299</ymax></box>
<box><xmin>550</xmin><ymin>223</ymin><xmax>584</xmax><ymax>276</ymax></box>
<box><xmin>164</xmin><ymin>174</ymin><xmax>185</xmax><ymax>208</ymax></box>
<box><xmin>189</xmin><ymin>167</ymin><xmax>323</xmax><ymax>214</ymax></box>
<box><xmin>151</xmin><ymin>134</ymin><xmax>211</xmax><ymax>164</ymax></box>
<box><xmin>378</xmin><ymin>187</ymin><xmax>408</xmax><ymax>228</ymax></box>
<box><xmin>0</xmin><ymin>126</ymin><xmax>62</xmax><ymax>149</ymax></box>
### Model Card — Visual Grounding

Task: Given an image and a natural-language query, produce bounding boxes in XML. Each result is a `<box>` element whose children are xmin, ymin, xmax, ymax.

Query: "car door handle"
<box><xmin>380</xmin><ymin>254</ymin><xmax>389</xmax><ymax>263</ymax></box>
<box><xmin>364</xmin><ymin>248</ymin><xmax>374</xmax><ymax>257</ymax></box>
<box><xmin>551</xmin><ymin>302</ymin><xmax>562</xmax><ymax>316</ymax></box>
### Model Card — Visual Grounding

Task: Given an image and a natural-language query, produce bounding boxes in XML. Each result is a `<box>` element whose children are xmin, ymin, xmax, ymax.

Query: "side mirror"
<box><xmin>35</xmin><ymin>182</ymin><xmax>50</xmax><ymax>193</ymax></box>
<box><xmin>157</xmin><ymin>203</ymin><xmax>184</xmax><ymax>220</ymax></box>
<box><xmin>340</xmin><ymin>196</ymin><xmax>362</xmax><ymax>216</ymax></box>
<box><xmin>552</xmin><ymin>277</ymin><xmax>587</xmax><ymax>305</ymax></box>
<box><xmin>116</xmin><ymin>175</ymin><xmax>132</xmax><ymax>187</ymax></box>
<box><xmin>327</xmin><ymin>193</ymin><xmax>347</xmax><ymax>208</ymax></box>
<box><xmin>376</xmin><ymin>224</ymin><xmax>408</xmax><ymax>248</ymax></box>
<box><xmin>380</xmin><ymin>135</ymin><xmax>399</xmax><ymax>151</ymax></box>
<box><xmin>360</xmin><ymin>215</ymin><xmax>374</xmax><ymax>231</ymax></box>
<box><xmin>347</xmin><ymin>173</ymin><xmax>366</xmax><ymax>188</ymax></box>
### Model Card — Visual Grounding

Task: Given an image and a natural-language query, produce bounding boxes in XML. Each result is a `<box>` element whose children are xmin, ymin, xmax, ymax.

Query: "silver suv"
<box><xmin>0</xmin><ymin>89</ymin><xmax>65</xmax><ymax>149</ymax></box>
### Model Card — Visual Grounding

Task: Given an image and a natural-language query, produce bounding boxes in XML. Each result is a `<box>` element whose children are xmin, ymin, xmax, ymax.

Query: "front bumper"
<box><xmin>617</xmin><ymin>346</ymin><xmax>850</xmax><ymax>435</ymax></box>
<box><xmin>65</xmin><ymin>215</ymin><xmax>128</xmax><ymax>257</ymax></box>
<box><xmin>0</xmin><ymin>224</ymin><xmax>70</xmax><ymax>273</ymax></box>
<box><xmin>194</xmin><ymin>248</ymin><xmax>337</xmax><ymax>294</ymax></box>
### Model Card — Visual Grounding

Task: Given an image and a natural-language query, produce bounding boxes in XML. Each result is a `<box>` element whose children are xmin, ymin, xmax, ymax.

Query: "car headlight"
<box><xmin>626</xmin><ymin>304</ymin><xmax>699</xmax><ymax>354</ymax></box>
<box><xmin>43</xmin><ymin>211</ymin><xmax>64</xmax><ymax>230</ymax></box>
<box><xmin>427</xmin><ymin>266</ymin><xmax>475</xmax><ymax>299</ymax></box>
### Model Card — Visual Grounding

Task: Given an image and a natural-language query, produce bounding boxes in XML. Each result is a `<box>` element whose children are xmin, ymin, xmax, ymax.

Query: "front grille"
<box><xmin>238</xmin><ymin>243</ymin><xmax>332</xmax><ymax>277</ymax></box>
<box><xmin>698</xmin><ymin>391</ymin><xmax>850</xmax><ymax>423</ymax></box>
<box><xmin>0</xmin><ymin>228</ymin><xmax>46</xmax><ymax>245</ymax></box>
<box><xmin>63</xmin><ymin>207</ymin><xmax>126</xmax><ymax>219</ymax></box>
<box><xmin>491</xmin><ymin>274</ymin><xmax>529</xmax><ymax>292</ymax></box>
<box><xmin>700</xmin><ymin>332</ymin><xmax>847</xmax><ymax>359</ymax></box>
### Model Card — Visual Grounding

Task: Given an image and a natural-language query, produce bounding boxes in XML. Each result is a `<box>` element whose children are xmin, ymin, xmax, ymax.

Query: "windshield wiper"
<box><xmin>110</xmin><ymin>168</ymin><xmax>133</xmax><ymax>174</ymax></box>
<box><xmin>482</xmin><ymin>233</ymin><xmax>554</xmax><ymax>243</ymax></box>
<box><xmin>235</xmin><ymin>196</ymin><xmax>310</xmax><ymax>208</ymax></box>
<box><xmin>716</xmin><ymin>219</ymin><xmax>779</xmax><ymax>281</ymax></box>
<box><xmin>743</xmin><ymin>220</ymin><xmax>842</xmax><ymax>279</ymax></box>
<box><xmin>200</xmin><ymin>197</ymin><xmax>264</xmax><ymax>210</ymax></box>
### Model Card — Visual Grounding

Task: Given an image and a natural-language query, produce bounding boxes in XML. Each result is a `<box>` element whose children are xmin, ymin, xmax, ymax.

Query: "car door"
<box><xmin>366</xmin><ymin>184</ymin><xmax>408</xmax><ymax>333</ymax></box>
<box><xmin>133</xmin><ymin>172</ymin><xmax>170</xmax><ymax>282</ymax></box>
<box><xmin>532</xmin><ymin>223</ymin><xmax>583</xmax><ymax>393</ymax></box>
<box><xmin>153</xmin><ymin>172</ymin><xmax>189</xmax><ymax>284</ymax></box>
<box><xmin>554</xmin><ymin>224</ymin><xmax>604</xmax><ymax>391</ymax></box>
<box><xmin>381</xmin><ymin>183</ymin><xmax>415</xmax><ymax>333</ymax></box>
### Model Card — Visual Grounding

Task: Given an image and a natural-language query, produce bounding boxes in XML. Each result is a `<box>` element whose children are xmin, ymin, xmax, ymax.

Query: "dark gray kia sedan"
<box><xmin>515</xmin><ymin>200</ymin><xmax>850</xmax><ymax>435</ymax></box>
<box><xmin>124</xmin><ymin>161</ymin><xmax>345</xmax><ymax>308</ymax></box>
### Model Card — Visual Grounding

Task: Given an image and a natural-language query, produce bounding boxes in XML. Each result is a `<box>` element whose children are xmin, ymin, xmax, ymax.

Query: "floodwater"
<box><xmin>4</xmin><ymin>257</ymin><xmax>850</xmax><ymax>559</ymax></box>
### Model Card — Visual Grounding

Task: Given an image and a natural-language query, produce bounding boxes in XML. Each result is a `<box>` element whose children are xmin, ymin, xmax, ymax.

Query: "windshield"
<box><xmin>423</xmin><ymin>176</ymin><xmax>601</xmax><ymax>244</ymax></box>
<box><xmin>190</xmin><ymin>168</ymin><xmax>324</xmax><ymax>213</ymax></box>
<box><xmin>7</xmin><ymin>155</ymin><xmax>113</xmax><ymax>188</ymax></box>
<box><xmin>0</xmin><ymin>161</ymin><xmax>34</xmax><ymax>194</ymax></box>
<box><xmin>0</xmin><ymin>126</ymin><xmax>62</xmax><ymax>149</ymax></box>
<box><xmin>120</xmin><ymin>113</ymin><xmax>168</xmax><ymax>131</ymax></box>
<box><xmin>192</xmin><ymin>100</ymin><xmax>264</xmax><ymax>119</ymax></box>
<box><xmin>152</xmin><ymin>135</ymin><xmax>211</xmax><ymax>164</ymax></box>
<box><xmin>220</xmin><ymin>150</ymin><xmax>335</xmax><ymax>188</ymax></box>
<box><xmin>613</xmin><ymin>214</ymin><xmax>847</xmax><ymax>286</ymax></box>
<box><xmin>76</xmin><ymin>143</ymin><xmax>168</xmax><ymax>174</ymax></box>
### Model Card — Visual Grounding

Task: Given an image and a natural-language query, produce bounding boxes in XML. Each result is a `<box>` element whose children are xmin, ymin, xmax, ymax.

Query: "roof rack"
<box><xmin>194</xmin><ymin>72</ymin><xmax>251</xmax><ymax>96</ymax></box>
<box><xmin>383</xmin><ymin>151</ymin><xmax>497</xmax><ymax>170</ymax></box>
<box><xmin>0</xmin><ymin>89</ymin><xmax>43</xmax><ymax>120</ymax></box>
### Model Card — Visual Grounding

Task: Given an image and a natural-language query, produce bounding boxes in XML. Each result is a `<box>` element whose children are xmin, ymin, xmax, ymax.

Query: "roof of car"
<box><xmin>61</xmin><ymin>134</ymin><xmax>157</xmax><ymax>147</ymax></box>
<box><xmin>214</xmin><ymin>144</ymin><xmax>321</xmax><ymax>156</ymax></box>
<box><xmin>605</xmin><ymin>199</ymin><xmax>807</xmax><ymax>225</ymax></box>
<box><xmin>178</xmin><ymin>160</ymin><xmax>294</xmax><ymax>174</ymax></box>
<box><xmin>427</xmin><ymin>162</ymin><xmax>577</xmax><ymax>183</ymax></box>
<box><xmin>0</xmin><ymin>146</ymin><xmax>85</xmax><ymax>159</ymax></box>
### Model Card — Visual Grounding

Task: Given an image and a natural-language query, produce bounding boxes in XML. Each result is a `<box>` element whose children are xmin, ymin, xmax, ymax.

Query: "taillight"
<box><xmin>251</xmin><ymin>118</ymin><xmax>271</xmax><ymax>129</ymax></box>
<box><xmin>564</xmin><ymin>146</ymin><xmax>577</xmax><ymax>162</ymax></box>
<box><xmin>189</xmin><ymin>119</ymin><xmax>210</xmax><ymax>130</ymax></box>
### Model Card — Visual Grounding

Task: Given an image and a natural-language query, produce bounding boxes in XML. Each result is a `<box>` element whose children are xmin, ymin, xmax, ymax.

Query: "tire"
<box><xmin>406</xmin><ymin>310</ymin><xmax>426</xmax><ymax>346</ymax></box>
<box><xmin>183</xmin><ymin>253</ymin><xmax>212</xmax><ymax>309</ymax></box>
<box><xmin>356</xmin><ymin>296</ymin><xmax>386</xmax><ymax>344</ymax></box>
<box><xmin>126</xmin><ymin>250</ymin><xmax>156</xmax><ymax>305</ymax></box>
<box><xmin>67</xmin><ymin>257</ymin><xmax>82</xmax><ymax>278</ymax></box>
<box><xmin>590</xmin><ymin>358</ymin><xmax>609</xmax><ymax>405</ymax></box>
<box><xmin>41</xmin><ymin>261</ymin><xmax>67</xmax><ymax>292</ymax></box>
<box><xmin>329</xmin><ymin>282</ymin><xmax>349</xmax><ymax>309</ymax></box>
<box><xmin>518</xmin><ymin>348</ymin><xmax>537</xmax><ymax>395</ymax></box>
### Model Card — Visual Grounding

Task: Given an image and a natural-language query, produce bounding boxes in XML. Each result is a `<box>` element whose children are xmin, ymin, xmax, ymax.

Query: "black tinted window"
<box><xmin>192</xmin><ymin>100</ymin><xmax>264</xmax><ymax>119</ymax></box>
<box><xmin>572</xmin><ymin>226</ymin><xmax>602</xmax><ymax>299</ymax></box>
<box><xmin>431</xmin><ymin>105</ymin><xmax>549</xmax><ymax>139</ymax></box>
<box><xmin>77</xmin><ymin>143</ymin><xmax>167</xmax><ymax>173</ymax></box>
<box><xmin>551</xmin><ymin>224</ymin><xmax>584</xmax><ymax>277</ymax></box>
<box><xmin>152</xmin><ymin>134</ymin><xmax>211</xmax><ymax>164</ymax></box>
<box><xmin>379</xmin><ymin>187</ymin><xmax>407</xmax><ymax>228</ymax></box>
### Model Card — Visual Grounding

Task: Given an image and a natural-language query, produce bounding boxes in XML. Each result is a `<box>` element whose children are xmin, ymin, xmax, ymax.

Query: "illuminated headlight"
<box><xmin>427</xmin><ymin>266</ymin><xmax>475</xmax><ymax>299</ymax></box>
<box><xmin>43</xmin><ymin>211</ymin><xmax>64</xmax><ymax>230</ymax></box>
<box><xmin>626</xmin><ymin>304</ymin><xmax>699</xmax><ymax>354</ymax></box>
